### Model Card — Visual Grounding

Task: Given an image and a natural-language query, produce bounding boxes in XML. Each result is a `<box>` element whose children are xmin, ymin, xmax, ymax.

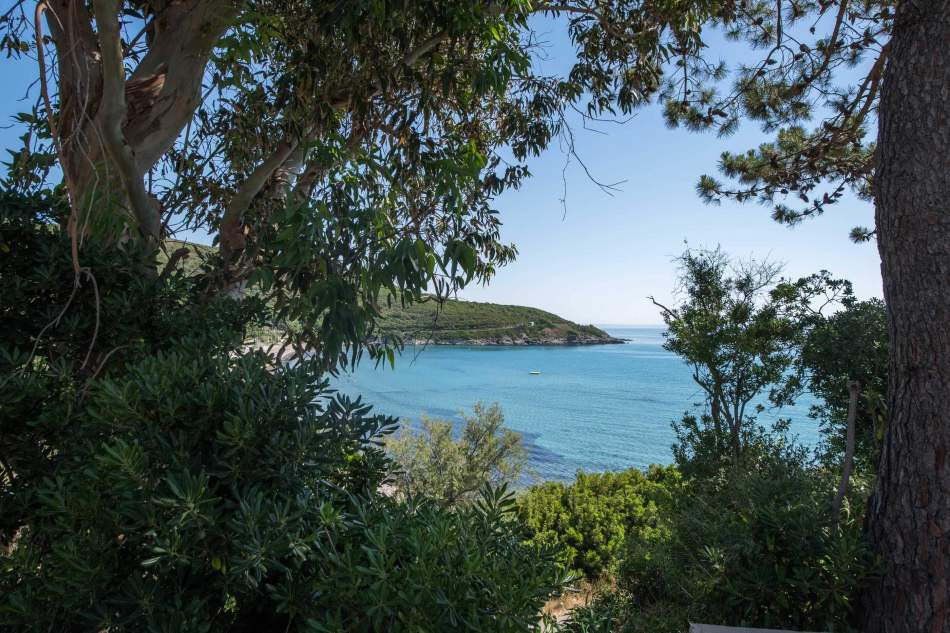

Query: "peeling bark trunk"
<box><xmin>46</xmin><ymin>0</ymin><xmax>236</xmax><ymax>244</ymax></box>
<box><xmin>863</xmin><ymin>2</ymin><xmax>950</xmax><ymax>631</ymax></box>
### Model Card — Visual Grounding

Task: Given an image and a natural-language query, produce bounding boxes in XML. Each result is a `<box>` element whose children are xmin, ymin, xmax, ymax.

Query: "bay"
<box><xmin>333</xmin><ymin>327</ymin><xmax>819</xmax><ymax>482</ymax></box>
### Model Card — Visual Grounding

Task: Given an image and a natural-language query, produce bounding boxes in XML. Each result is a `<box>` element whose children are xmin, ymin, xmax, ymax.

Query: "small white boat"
<box><xmin>529</xmin><ymin>370</ymin><xmax>541</xmax><ymax>375</ymax></box>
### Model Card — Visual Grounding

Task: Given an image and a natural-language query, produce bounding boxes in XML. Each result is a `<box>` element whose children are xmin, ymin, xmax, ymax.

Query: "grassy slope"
<box><xmin>377</xmin><ymin>296</ymin><xmax>616</xmax><ymax>344</ymax></box>
<box><xmin>159</xmin><ymin>240</ymin><xmax>615</xmax><ymax>344</ymax></box>
<box><xmin>160</xmin><ymin>239</ymin><xmax>213</xmax><ymax>276</ymax></box>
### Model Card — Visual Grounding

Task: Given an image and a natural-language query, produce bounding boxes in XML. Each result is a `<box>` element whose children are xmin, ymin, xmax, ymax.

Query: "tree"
<box><xmin>798</xmin><ymin>298</ymin><xmax>888</xmax><ymax>473</ymax></box>
<box><xmin>0</xmin><ymin>0</ymin><xmax>705</xmax><ymax>370</ymax></box>
<box><xmin>644</xmin><ymin>0</ymin><xmax>947</xmax><ymax>627</ymax></box>
<box><xmin>863</xmin><ymin>4</ymin><xmax>950</xmax><ymax>630</ymax></box>
<box><xmin>651</xmin><ymin>247</ymin><xmax>798</xmax><ymax>462</ymax></box>
<box><xmin>386</xmin><ymin>402</ymin><xmax>527</xmax><ymax>506</ymax></box>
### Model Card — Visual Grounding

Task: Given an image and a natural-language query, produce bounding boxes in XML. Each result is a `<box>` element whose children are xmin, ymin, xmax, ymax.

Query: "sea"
<box><xmin>332</xmin><ymin>327</ymin><xmax>819</xmax><ymax>482</ymax></box>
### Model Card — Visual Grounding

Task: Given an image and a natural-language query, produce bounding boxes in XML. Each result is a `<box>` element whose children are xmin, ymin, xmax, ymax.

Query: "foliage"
<box><xmin>0</xmin><ymin>194</ymin><xmax>565</xmax><ymax>632</ymax></box>
<box><xmin>663</xmin><ymin>0</ymin><xmax>892</xmax><ymax>238</ymax></box>
<box><xmin>0</xmin><ymin>0</ymin><xmax>719</xmax><ymax>370</ymax></box>
<box><xmin>799</xmin><ymin>298</ymin><xmax>888</xmax><ymax>472</ymax></box>
<box><xmin>617</xmin><ymin>444</ymin><xmax>872</xmax><ymax>633</ymax></box>
<box><xmin>671</xmin><ymin>411</ymin><xmax>798</xmax><ymax>480</ymax></box>
<box><xmin>386</xmin><ymin>402</ymin><xmax>528</xmax><ymax>506</ymax></box>
<box><xmin>553</xmin><ymin>443</ymin><xmax>874</xmax><ymax>633</ymax></box>
<box><xmin>516</xmin><ymin>467</ymin><xmax>679</xmax><ymax>581</ymax></box>
<box><xmin>653</xmin><ymin>247</ymin><xmax>801</xmax><ymax>462</ymax></box>
<box><xmin>378</xmin><ymin>295</ymin><xmax>614</xmax><ymax>344</ymax></box>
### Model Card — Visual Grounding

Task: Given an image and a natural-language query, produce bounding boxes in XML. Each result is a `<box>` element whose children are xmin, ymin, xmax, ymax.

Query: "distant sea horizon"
<box><xmin>333</xmin><ymin>326</ymin><xmax>819</xmax><ymax>482</ymax></box>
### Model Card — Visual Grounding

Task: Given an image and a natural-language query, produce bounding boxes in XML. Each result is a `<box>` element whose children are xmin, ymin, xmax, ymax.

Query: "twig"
<box><xmin>79</xmin><ymin>269</ymin><xmax>100</xmax><ymax>370</ymax></box>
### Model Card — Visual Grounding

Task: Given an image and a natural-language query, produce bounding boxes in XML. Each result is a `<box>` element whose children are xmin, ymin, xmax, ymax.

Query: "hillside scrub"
<box><xmin>377</xmin><ymin>296</ymin><xmax>618</xmax><ymax>345</ymax></box>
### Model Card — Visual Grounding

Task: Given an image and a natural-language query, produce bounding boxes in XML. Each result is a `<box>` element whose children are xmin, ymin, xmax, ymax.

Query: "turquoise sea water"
<box><xmin>333</xmin><ymin>327</ymin><xmax>818</xmax><ymax>482</ymax></box>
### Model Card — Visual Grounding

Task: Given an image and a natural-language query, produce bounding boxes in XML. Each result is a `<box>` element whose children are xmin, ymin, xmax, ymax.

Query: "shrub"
<box><xmin>0</xmin><ymin>195</ymin><xmax>565</xmax><ymax>632</ymax></box>
<box><xmin>516</xmin><ymin>467</ymin><xmax>679</xmax><ymax>581</ymax></box>
<box><xmin>386</xmin><ymin>402</ymin><xmax>527</xmax><ymax>505</ymax></box>
<box><xmin>616</xmin><ymin>451</ymin><xmax>872</xmax><ymax>633</ymax></box>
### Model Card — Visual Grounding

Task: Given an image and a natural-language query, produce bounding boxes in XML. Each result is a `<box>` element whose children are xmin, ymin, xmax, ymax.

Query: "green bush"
<box><xmin>2</xmin><ymin>352</ymin><xmax>563</xmax><ymax>630</ymax></box>
<box><xmin>386</xmin><ymin>402</ymin><xmax>528</xmax><ymax>506</ymax></box>
<box><xmin>516</xmin><ymin>467</ymin><xmax>679</xmax><ymax>581</ymax></box>
<box><xmin>613</xmin><ymin>452</ymin><xmax>872</xmax><ymax>633</ymax></box>
<box><xmin>0</xmin><ymin>195</ymin><xmax>565</xmax><ymax>632</ymax></box>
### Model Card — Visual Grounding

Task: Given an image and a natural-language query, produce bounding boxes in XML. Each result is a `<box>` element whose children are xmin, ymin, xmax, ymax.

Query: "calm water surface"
<box><xmin>333</xmin><ymin>327</ymin><xmax>817</xmax><ymax>482</ymax></box>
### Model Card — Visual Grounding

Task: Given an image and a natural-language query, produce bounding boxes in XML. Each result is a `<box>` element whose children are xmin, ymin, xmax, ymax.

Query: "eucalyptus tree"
<box><xmin>1</xmin><ymin>0</ymin><xmax>701</xmax><ymax>371</ymax></box>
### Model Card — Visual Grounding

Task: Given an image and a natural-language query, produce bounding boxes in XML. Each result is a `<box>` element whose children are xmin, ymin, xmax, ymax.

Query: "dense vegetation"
<box><xmin>377</xmin><ymin>296</ymin><xmax>616</xmax><ymax>344</ymax></box>
<box><xmin>517</xmin><ymin>467</ymin><xmax>678</xmax><ymax>581</ymax></box>
<box><xmin>386</xmin><ymin>403</ymin><xmax>529</xmax><ymax>505</ymax></box>
<box><xmin>1</xmin><ymin>0</ymin><xmax>947</xmax><ymax>630</ymax></box>
<box><xmin>0</xmin><ymin>195</ymin><xmax>566</xmax><ymax>631</ymax></box>
<box><xmin>554</xmin><ymin>445</ymin><xmax>872</xmax><ymax>633</ymax></box>
<box><xmin>515</xmin><ymin>250</ymin><xmax>887</xmax><ymax>632</ymax></box>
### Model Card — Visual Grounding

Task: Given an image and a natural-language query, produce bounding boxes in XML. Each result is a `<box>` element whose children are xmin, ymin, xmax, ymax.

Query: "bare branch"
<box><xmin>648</xmin><ymin>295</ymin><xmax>678</xmax><ymax>319</ymax></box>
<box><xmin>809</xmin><ymin>0</ymin><xmax>850</xmax><ymax>81</ymax></box>
<box><xmin>831</xmin><ymin>380</ymin><xmax>860</xmax><ymax>531</ymax></box>
<box><xmin>219</xmin><ymin>139</ymin><xmax>300</xmax><ymax>256</ymax></box>
<box><xmin>159</xmin><ymin>247</ymin><xmax>191</xmax><ymax>279</ymax></box>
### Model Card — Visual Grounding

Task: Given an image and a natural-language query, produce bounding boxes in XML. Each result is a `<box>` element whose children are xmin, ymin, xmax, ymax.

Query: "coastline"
<box><xmin>402</xmin><ymin>335</ymin><xmax>626</xmax><ymax>346</ymax></box>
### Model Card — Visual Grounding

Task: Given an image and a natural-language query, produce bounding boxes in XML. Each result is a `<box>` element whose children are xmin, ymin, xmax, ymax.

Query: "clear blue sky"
<box><xmin>0</xmin><ymin>15</ymin><xmax>882</xmax><ymax>325</ymax></box>
<box><xmin>456</xmin><ymin>18</ymin><xmax>882</xmax><ymax>324</ymax></box>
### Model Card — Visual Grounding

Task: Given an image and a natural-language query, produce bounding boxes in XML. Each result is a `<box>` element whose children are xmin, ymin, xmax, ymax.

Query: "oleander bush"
<box><xmin>0</xmin><ymin>194</ymin><xmax>565</xmax><ymax>632</ymax></box>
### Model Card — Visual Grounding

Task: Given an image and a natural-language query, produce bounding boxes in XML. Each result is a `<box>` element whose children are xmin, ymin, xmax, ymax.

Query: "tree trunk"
<box><xmin>46</xmin><ymin>0</ymin><xmax>236</xmax><ymax>246</ymax></box>
<box><xmin>864</xmin><ymin>2</ymin><xmax>950</xmax><ymax>632</ymax></box>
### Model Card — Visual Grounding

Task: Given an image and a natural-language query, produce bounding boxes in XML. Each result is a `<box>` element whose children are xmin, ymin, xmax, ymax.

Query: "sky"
<box><xmin>453</xmin><ymin>18</ymin><xmax>883</xmax><ymax>324</ymax></box>
<box><xmin>0</xmin><ymin>13</ymin><xmax>882</xmax><ymax>325</ymax></box>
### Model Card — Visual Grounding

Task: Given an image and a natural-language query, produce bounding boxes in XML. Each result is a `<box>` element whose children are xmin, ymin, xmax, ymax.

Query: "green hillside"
<box><xmin>157</xmin><ymin>242</ymin><xmax>617</xmax><ymax>345</ymax></box>
<box><xmin>377</xmin><ymin>296</ymin><xmax>620</xmax><ymax>345</ymax></box>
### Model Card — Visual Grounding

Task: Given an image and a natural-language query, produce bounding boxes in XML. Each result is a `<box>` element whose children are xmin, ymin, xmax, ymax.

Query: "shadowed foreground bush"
<box><xmin>0</xmin><ymin>198</ymin><xmax>564</xmax><ymax>632</ymax></box>
<box><xmin>2</xmin><ymin>352</ymin><xmax>564</xmax><ymax>631</ymax></box>
<box><xmin>561</xmin><ymin>444</ymin><xmax>872</xmax><ymax>633</ymax></box>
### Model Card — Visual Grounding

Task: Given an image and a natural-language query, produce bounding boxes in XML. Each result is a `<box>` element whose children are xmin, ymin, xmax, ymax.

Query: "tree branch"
<box><xmin>831</xmin><ymin>380</ymin><xmax>860</xmax><ymax>531</ymax></box>
<box><xmin>91</xmin><ymin>0</ymin><xmax>160</xmax><ymax>245</ymax></box>
<box><xmin>219</xmin><ymin>139</ymin><xmax>300</xmax><ymax>257</ymax></box>
<box><xmin>159</xmin><ymin>247</ymin><xmax>191</xmax><ymax>279</ymax></box>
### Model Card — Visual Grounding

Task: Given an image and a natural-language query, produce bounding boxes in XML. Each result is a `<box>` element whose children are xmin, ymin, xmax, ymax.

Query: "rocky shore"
<box><xmin>403</xmin><ymin>332</ymin><xmax>625</xmax><ymax>346</ymax></box>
